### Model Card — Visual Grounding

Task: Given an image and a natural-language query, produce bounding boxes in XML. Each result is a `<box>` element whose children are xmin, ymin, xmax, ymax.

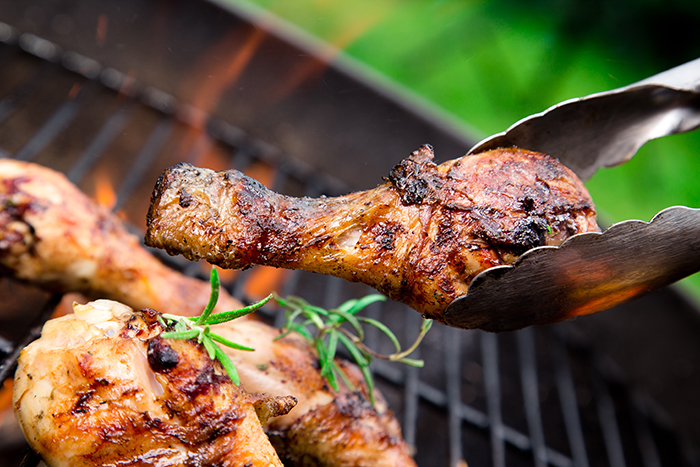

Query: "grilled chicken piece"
<box><xmin>0</xmin><ymin>159</ymin><xmax>240</xmax><ymax>316</ymax></box>
<box><xmin>2</xmin><ymin>159</ymin><xmax>417</xmax><ymax>466</ymax></box>
<box><xmin>146</xmin><ymin>146</ymin><xmax>600</xmax><ymax>322</ymax></box>
<box><xmin>214</xmin><ymin>319</ymin><xmax>416</xmax><ymax>466</ymax></box>
<box><xmin>13</xmin><ymin>299</ymin><xmax>294</xmax><ymax>467</ymax></box>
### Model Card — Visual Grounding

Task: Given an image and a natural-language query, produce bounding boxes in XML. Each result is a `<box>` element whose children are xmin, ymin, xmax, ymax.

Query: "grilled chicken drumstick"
<box><xmin>0</xmin><ymin>158</ymin><xmax>240</xmax><ymax>316</ymax></box>
<box><xmin>13</xmin><ymin>299</ymin><xmax>294</xmax><ymax>467</ymax></box>
<box><xmin>146</xmin><ymin>146</ymin><xmax>600</xmax><ymax>323</ymax></box>
<box><xmin>1</xmin><ymin>159</ymin><xmax>417</xmax><ymax>466</ymax></box>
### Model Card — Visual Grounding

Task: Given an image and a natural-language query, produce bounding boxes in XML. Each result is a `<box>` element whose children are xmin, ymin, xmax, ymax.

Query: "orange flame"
<box><xmin>245</xmin><ymin>266</ymin><xmax>289</xmax><ymax>301</ymax></box>
<box><xmin>93</xmin><ymin>169</ymin><xmax>117</xmax><ymax>211</ymax></box>
<box><xmin>177</xmin><ymin>27</ymin><xmax>267</xmax><ymax>165</ymax></box>
<box><xmin>215</xmin><ymin>265</ymin><xmax>239</xmax><ymax>284</ymax></box>
<box><xmin>0</xmin><ymin>380</ymin><xmax>13</xmax><ymax>425</ymax></box>
<box><xmin>268</xmin><ymin>8</ymin><xmax>387</xmax><ymax>105</ymax></box>
<box><xmin>243</xmin><ymin>160</ymin><xmax>275</xmax><ymax>188</ymax></box>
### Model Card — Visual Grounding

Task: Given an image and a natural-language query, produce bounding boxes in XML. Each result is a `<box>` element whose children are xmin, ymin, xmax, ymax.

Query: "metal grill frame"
<box><xmin>0</xmin><ymin>21</ymin><xmax>698</xmax><ymax>467</ymax></box>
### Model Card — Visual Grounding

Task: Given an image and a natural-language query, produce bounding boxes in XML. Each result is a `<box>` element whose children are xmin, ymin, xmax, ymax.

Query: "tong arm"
<box><xmin>445</xmin><ymin>206</ymin><xmax>700</xmax><ymax>332</ymax></box>
<box><xmin>468</xmin><ymin>58</ymin><xmax>700</xmax><ymax>181</ymax></box>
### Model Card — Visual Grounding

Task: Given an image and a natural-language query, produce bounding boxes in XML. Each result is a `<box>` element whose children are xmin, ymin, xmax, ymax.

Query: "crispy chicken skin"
<box><xmin>13</xmin><ymin>299</ymin><xmax>293</xmax><ymax>467</ymax></box>
<box><xmin>214</xmin><ymin>319</ymin><xmax>417</xmax><ymax>466</ymax></box>
<box><xmin>2</xmin><ymin>159</ymin><xmax>417</xmax><ymax>466</ymax></box>
<box><xmin>0</xmin><ymin>159</ymin><xmax>239</xmax><ymax>316</ymax></box>
<box><xmin>146</xmin><ymin>146</ymin><xmax>599</xmax><ymax>322</ymax></box>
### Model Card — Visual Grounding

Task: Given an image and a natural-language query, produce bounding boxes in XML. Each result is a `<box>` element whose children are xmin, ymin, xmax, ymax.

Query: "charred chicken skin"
<box><xmin>146</xmin><ymin>146</ymin><xmax>600</xmax><ymax>322</ymax></box>
<box><xmin>13</xmin><ymin>299</ymin><xmax>294</xmax><ymax>467</ymax></box>
<box><xmin>1</xmin><ymin>159</ymin><xmax>417</xmax><ymax>466</ymax></box>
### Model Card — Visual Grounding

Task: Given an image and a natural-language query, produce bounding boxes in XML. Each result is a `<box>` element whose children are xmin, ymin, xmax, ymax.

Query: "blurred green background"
<box><xmin>236</xmin><ymin>0</ymin><xmax>700</xmax><ymax>300</ymax></box>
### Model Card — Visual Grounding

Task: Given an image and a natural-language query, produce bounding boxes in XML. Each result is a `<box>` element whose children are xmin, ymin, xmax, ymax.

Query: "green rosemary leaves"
<box><xmin>275</xmin><ymin>294</ymin><xmax>432</xmax><ymax>405</ymax></box>
<box><xmin>158</xmin><ymin>268</ymin><xmax>271</xmax><ymax>385</ymax></box>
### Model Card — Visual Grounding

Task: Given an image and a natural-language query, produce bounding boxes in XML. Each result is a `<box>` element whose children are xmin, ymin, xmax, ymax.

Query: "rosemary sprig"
<box><xmin>275</xmin><ymin>294</ymin><xmax>433</xmax><ymax>405</ymax></box>
<box><xmin>158</xmin><ymin>268</ymin><xmax>272</xmax><ymax>385</ymax></box>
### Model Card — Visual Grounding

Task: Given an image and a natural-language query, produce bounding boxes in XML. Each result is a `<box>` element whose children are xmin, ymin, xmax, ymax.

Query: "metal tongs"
<box><xmin>445</xmin><ymin>58</ymin><xmax>700</xmax><ymax>332</ymax></box>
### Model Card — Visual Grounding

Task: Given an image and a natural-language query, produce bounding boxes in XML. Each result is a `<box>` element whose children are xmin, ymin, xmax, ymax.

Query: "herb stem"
<box><xmin>159</xmin><ymin>269</ymin><xmax>268</xmax><ymax>384</ymax></box>
<box><xmin>275</xmin><ymin>294</ymin><xmax>432</xmax><ymax>406</ymax></box>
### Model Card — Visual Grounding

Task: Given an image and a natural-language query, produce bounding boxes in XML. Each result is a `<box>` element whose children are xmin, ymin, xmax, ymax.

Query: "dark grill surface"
<box><xmin>0</xmin><ymin>14</ymin><xmax>698</xmax><ymax>467</ymax></box>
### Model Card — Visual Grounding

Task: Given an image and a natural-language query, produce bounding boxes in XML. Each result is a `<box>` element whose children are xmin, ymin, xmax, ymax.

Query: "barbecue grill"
<box><xmin>1</xmin><ymin>1</ymin><xmax>700</xmax><ymax>466</ymax></box>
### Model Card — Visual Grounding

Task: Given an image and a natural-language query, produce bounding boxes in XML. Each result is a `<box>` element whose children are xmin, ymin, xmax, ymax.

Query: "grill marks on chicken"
<box><xmin>146</xmin><ymin>146</ymin><xmax>599</xmax><ymax>322</ymax></box>
<box><xmin>13</xmin><ymin>300</ymin><xmax>294</xmax><ymax>467</ymax></box>
<box><xmin>0</xmin><ymin>159</ymin><xmax>240</xmax><ymax>316</ymax></box>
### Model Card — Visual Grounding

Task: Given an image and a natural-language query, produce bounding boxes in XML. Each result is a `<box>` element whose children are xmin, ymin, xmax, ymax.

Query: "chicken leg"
<box><xmin>146</xmin><ymin>146</ymin><xmax>599</xmax><ymax>322</ymax></box>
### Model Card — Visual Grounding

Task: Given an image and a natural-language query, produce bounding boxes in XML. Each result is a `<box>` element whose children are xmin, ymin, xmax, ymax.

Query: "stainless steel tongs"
<box><xmin>445</xmin><ymin>58</ymin><xmax>700</xmax><ymax>332</ymax></box>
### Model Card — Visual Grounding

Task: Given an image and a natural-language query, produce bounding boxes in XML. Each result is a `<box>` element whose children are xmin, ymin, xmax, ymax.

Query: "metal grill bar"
<box><xmin>321</xmin><ymin>276</ymin><xmax>343</xmax><ymax>310</ymax></box>
<box><xmin>67</xmin><ymin>103</ymin><xmax>134</xmax><ymax>183</ymax></box>
<box><xmin>518</xmin><ymin>328</ymin><xmax>548</xmax><ymax>467</ymax></box>
<box><xmin>13</xmin><ymin>94</ymin><xmax>82</xmax><ymax>162</ymax></box>
<box><xmin>0</xmin><ymin>22</ymin><xmax>18</xmax><ymax>55</ymax></box>
<box><xmin>551</xmin><ymin>335</ymin><xmax>590</xmax><ymax>467</ymax></box>
<box><xmin>17</xmin><ymin>448</ymin><xmax>41</xmax><ymax>467</ymax></box>
<box><xmin>0</xmin><ymin>336</ymin><xmax>13</xmax><ymax>355</ymax></box>
<box><xmin>371</xmin><ymin>357</ymin><xmax>490</xmax><ymax>427</ymax></box>
<box><xmin>403</xmin><ymin>313</ymin><xmax>423</xmax><ymax>449</ymax></box>
<box><xmin>0</xmin><ymin>295</ymin><xmax>60</xmax><ymax>384</ymax></box>
<box><xmin>482</xmin><ymin>332</ymin><xmax>505</xmax><ymax>467</ymax></box>
<box><xmin>446</xmin><ymin>326</ymin><xmax>463</xmax><ymax>467</ymax></box>
<box><xmin>360</xmin><ymin>298</ymin><xmax>383</xmax><ymax>371</ymax></box>
<box><xmin>114</xmin><ymin>117</ymin><xmax>174</xmax><ymax>211</ymax></box>
<box><xmin>0</xmin><ymin>63</ymin><xmax>51</xmax><ymax>126</ymax></box>
<box><xmin>591</xmin><ymin>366</ymin><xmax>627</xmax><ymax>467</ymax></box>
<box><xmin>631</xmin><ymin>394</ymin><xmax>663</xmax><ymax>467</ymax></box>
<box><xmin>546</xmin><ymin>450</ymin><xmax>574</xmax><ymax>467</ymax></box>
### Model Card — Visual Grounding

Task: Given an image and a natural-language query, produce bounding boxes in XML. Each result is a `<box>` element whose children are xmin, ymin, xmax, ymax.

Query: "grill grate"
<box><xmin>0</xmin><ymin>23</ymin><xmax>698</xmax><ymax>467</ymax></box>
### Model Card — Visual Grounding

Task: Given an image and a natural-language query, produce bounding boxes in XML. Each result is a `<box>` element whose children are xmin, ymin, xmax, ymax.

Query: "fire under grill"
<box><xmin>1</xmin><ymin>3</ymin><xmax>700</xmax><ymax>467</ymax></box>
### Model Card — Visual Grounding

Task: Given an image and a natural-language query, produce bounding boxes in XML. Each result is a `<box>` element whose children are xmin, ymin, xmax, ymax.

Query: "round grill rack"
<box><xmin>0</xmin><ymin>3</ymin><xmax>699</xmax><ymax>466</ymax></box>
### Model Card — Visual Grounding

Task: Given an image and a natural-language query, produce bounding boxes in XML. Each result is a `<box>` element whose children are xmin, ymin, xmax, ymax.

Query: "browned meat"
<box><xmin>146</xmin><ymin>146</ymin><xmax>599</xmax><ymax>322</ymax></box>
<box><xmin>214</xmin><ymin>318</ymin><xmax>417</xmax><ymax>466</ymax></box>
<box><xmin>1</xmin><ymin>159</ymin><xmax>417</xmax><ymax>466</ymax></box>
<box><xmin>13</xmin><ymin>299</ymin><xmax>294</xmax><ymax>467</ymax></box>
<box><xmin>0</xmin><ymin>159</ymin><xmax>240</xmax><ymax>316</ymax></box>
